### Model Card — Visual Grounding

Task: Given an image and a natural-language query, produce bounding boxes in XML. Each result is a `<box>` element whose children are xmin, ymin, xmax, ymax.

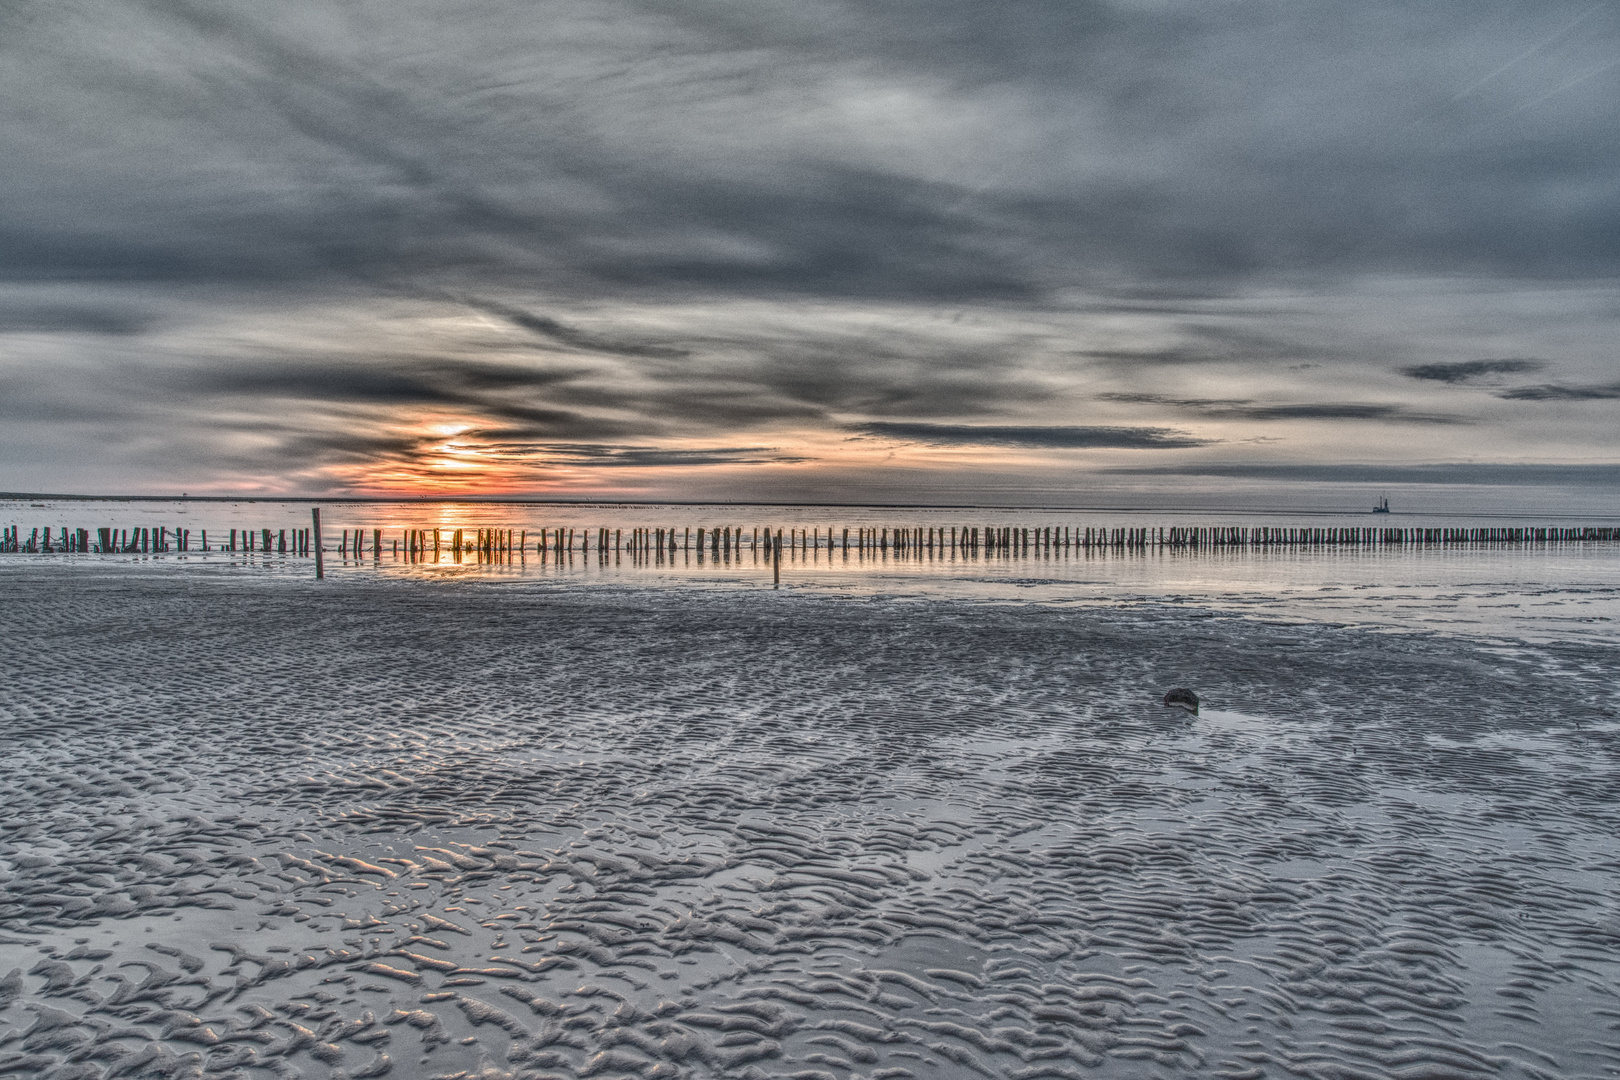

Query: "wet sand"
<box><xmin>2</xmin><ymin>563</ymin><xmax>1618</xmax><ymax>1079</ymax></box>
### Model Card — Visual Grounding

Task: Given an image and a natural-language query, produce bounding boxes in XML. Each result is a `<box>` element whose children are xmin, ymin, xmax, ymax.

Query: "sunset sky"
<box><xmin>4</xmin><ymin>0</ymin><xmax>1619</xmax><ymax>507</ymax></box>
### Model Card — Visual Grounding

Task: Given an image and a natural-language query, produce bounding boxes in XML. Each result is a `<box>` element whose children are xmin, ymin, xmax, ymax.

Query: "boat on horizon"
<box><xmin>1372</xmin><ymin>494</ymin><xmax>1391</xmax><ymax>513</ymax></box>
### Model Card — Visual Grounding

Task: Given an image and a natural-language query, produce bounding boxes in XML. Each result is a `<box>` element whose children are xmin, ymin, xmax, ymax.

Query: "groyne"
<box><xmin>4</xmin><ymin>521</ymin><xmax>1617</xmax><ymax>558</ymax></box>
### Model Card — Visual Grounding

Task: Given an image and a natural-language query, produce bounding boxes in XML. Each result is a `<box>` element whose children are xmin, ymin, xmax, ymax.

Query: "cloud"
<box><xmin>1496</xmin><ymin>382</ymin><xmax>1620</xmax><ymax>400</ymax></box>
<box><xmin>1074</xmin><ymin>323</ymin><xmax>1335</xmax><ymax>368</ymax></box>
<box><xmin>473</xmin><ymin>443</ymin><xmax>807</xmax><ymax>467</ymax></box>
<box><xmin>168</xmin><ymin>358</ymin><xmax>647</xmax><ymax>438</ymax></box>
<box><xmin>6</xmin><ymin>1</ymin><xmax>1620</xmax><ymax>496</ymax></box>
<box><xmin>0</xmin><ymin>305</ymin><xmax>153</xmax><ymax>335</ymax></box>
<box><xmin>1212</xmin><ymin>404</ymin><xmax>1465</xmax><ymax>424</ymax></box>
<box><xmin>1099</xmin><ymin>393</ymin><xmax>1251</xmax><ymax>409</ymax></box>
<box><xmin>1098</xmin><ymin>393</ymin><xmax>1468</xmax><ymax>424</ymax></box>
<box><xmin>1401</xmin><ymin>358</ymin><xmax>1548</xmax><ymax>383</ymax></box>
<box><xmin>198</xmin><ymin>363</ymin><xmax>571</xmax><ymax>403</ymax></box>
<box><xmin>459</xmin><ymin>297</ymin><xmax>691</xmax><ymax>358</ymax></box>
<box><xmin>853</xmin><ymin>422</ymin><xmax>1211</xmax><ymax>449</ymax></box>
<box><xmin>7</xmin><ymin>0</ymin><xmax>1620</xmax><ymax>298</ymax></box>
<box><xmin>1103</xmin><ymin>463</ymin><xmax>1620</xmax><ymax>486</ymax></box>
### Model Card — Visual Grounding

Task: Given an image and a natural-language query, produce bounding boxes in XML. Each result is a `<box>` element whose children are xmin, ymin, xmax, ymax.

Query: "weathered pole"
<box><xmin>311</xmin><ymin>508</ymin><xmax>325</xmax><ymax>579</ymax></box>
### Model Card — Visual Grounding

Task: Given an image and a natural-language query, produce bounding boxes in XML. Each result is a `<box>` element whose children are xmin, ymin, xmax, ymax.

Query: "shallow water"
<box><xmin>8</xmin><ymin>493</ymin><xmax>1620</xmax><ymax>643</ymax></box>
<box><xmin>2</xmin><ymin>563</ymin><xmax>1618</xmax><ymax>1079</ymax></box>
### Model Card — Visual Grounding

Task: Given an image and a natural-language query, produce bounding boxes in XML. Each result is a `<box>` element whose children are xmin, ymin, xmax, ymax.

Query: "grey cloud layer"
<box><xmin>7</xmin><ymin>0</ymin><xmax>1620</xmax><ymax>296</ymax></box>
<box><xmin>0</xmin><ymin>293</ymin><xmax>1081</xmax><ymax>485</ymax></box>
<box><xmin>6</xmin><ymin>0</ymin><xmax>1620</xmax><ymax>495</ymax></box>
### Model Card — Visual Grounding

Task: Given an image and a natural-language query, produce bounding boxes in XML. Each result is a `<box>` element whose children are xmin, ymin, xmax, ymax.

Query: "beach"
<box><xmin>11</xmin><ymin>0</ymin><xmax>1620</xmax><ymax>1072</ymax></box>
<box><xmin>2</xmin><ymin>562</ymin><xmax>1619</xmax><ymax>1080</ymax></box>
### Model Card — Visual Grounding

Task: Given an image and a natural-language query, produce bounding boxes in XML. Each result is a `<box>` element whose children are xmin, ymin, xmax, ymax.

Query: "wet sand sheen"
<box><xmin>1</xmin><ymin>564</ymin><xmax>1618</xmax><ymax>1080</ymax></box>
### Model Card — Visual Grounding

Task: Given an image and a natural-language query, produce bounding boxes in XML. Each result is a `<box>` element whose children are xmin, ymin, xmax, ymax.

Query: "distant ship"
<box><xmin>1372</xmin><ymin>494</ymin><xmax>1391</xmax><ymax>513</ymax></box>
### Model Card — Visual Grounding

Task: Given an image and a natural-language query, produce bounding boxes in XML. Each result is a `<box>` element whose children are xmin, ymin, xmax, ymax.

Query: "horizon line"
<box><xmin>5</xmin><ymin>491</ymin><xmax>1620</xmax><ymax>523</ymax></box>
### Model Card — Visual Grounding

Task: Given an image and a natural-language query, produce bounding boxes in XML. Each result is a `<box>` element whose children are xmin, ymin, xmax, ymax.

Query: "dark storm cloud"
<box><xmin>1099</xmin><ymin>394</ymin><xmax>1468</xmax><ymax>425</ymax></box>
<box><xmin>1496</xmin><ymin>381</ymin><xmax>1620</xmax><ymax>401</ymax></box>
<box><xmin>854</xmin><ymin>422</ymin><xmax>1211</xmax><ymax>449</ymax></box>
<box><xmin>6</xmin><ymin>0</ymin><xmax>1620</xmax><ymax>297</ymax></box>
<box><xmin>1401</xmin><ymin>359</ymin><xmax>1548</xmax><ymax>383</ymax></box>
<box><xmin>1105</xmin><ymin>463</ymin><xmax>1620</xmax><ymax>486</ymax></box>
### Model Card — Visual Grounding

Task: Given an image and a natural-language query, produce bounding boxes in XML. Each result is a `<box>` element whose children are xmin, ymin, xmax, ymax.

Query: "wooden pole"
<box><xmin>312</xmin><ymin>508</ymin><xmax>325</xmax><ymax>579</ymax></box>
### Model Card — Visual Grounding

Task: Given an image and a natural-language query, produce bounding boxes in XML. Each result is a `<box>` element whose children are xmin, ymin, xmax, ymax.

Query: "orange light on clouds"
<box><xmin>307</xmin><ymin>412</ymin><xmax>1190</xmax><ymax>502</ymax></box>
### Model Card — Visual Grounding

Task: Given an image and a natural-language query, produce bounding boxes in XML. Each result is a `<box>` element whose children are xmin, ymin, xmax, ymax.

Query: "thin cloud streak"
<box><xmin>1401</xmin><ymin>359</ymin><xmax>1548</xmax><ymax>383</ymax></box>
<box><xmin>459</xmin><ymin>297</ymin><xmax>692</xmax><ymax>359</ymax></box>
<box><xmin>855</xmin><ymin>422</ymin><xmax>1212</xmax><ymax>450</ymax></box>
<box><xmin>1099</xmin><ymin>394</ymin><xmax>1469</xmax><ymax>425</ymax></box>
<box><xmin>467</xmin><ymin>443</ymin><xmax>808</xmax><ymax>467</ymax></box>
<box><xmin>1105</xmin><ymin>462</ymin><xmax>1620</xmax><ymax>486</ymax></box>
<box><xmin>1496</xmin><ymin>382</ymin><xmax>1620</xmax><ymax>401</ymax></box>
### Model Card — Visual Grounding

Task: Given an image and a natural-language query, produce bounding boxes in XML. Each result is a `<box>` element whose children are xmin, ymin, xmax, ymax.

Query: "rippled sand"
<box><xmin>2</xmin><ymin>563</ymin><xmax>1618</xmax><ymax>1080</ymax></box>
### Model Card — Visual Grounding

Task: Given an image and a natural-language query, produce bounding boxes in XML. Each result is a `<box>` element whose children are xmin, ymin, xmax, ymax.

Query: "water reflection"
<box><xmin>7</xmin><ymin>498</ymin><xmax>1620</xmax><ymax>643</ymax></box>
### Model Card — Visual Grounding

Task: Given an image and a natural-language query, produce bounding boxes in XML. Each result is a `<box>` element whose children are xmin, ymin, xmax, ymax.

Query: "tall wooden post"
<box><xmin>312</xmin><ymin>508</ymin><xmax>325</xmax><ymax>579</ymax></box>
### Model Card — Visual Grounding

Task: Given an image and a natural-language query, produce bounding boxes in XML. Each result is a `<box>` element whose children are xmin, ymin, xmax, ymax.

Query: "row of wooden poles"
<box><xmin>203</xmin><ymin>521</ymin><xmax>1620</xmax><ymax>555</ymax></box>
<box><xmin>6</xmin><ymin>522</ymin><xmax>1620</xmax><ymax>557</ymax></box>
<box><xmin>0</xmin><ymin>525</ymin><xmax>316</xmax><ymax>555</ymax></box>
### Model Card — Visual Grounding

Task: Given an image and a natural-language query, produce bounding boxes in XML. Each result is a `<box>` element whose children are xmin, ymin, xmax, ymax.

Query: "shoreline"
<box><xmin>6</xmin><ymin>551</ymin><xmax>1620</xmax><ymax>648</ymax></box>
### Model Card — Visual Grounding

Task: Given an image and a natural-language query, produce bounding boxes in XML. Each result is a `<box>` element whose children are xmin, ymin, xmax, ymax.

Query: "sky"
<box><xmin>3</xmin><ymin>0</ymin><xmax>1619</xmax><ymax>508</ymax></box>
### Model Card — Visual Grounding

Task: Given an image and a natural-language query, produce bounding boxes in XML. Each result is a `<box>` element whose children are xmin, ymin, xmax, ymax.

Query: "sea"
<box><xmin>7</xmin><ymin>495</ymin><xmax>1620</xmax><ymax>644</ymax></box>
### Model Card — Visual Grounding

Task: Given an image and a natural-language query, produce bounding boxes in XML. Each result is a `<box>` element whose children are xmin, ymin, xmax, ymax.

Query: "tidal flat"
<box><xmin>2</xmin><ymin>563</ymin><xmax>1618</xmax><ymax>1080</ymax></box>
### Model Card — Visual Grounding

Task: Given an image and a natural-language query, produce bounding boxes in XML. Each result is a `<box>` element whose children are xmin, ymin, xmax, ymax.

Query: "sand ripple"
<box><xmin>1</xmin><ymin>565</ymin><xmax>1618</xmax><ymax>1079</ymax></box>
